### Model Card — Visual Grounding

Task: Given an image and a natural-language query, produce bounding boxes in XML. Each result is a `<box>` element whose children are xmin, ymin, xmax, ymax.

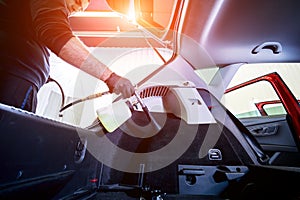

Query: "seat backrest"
<box><xmin>198</xmin><ymin>88</ymin><xmax>269</xmax><ymax>164</ymax></box>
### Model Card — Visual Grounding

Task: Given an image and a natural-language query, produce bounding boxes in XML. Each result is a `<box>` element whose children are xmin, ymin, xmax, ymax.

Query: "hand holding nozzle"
<box><xmin>105</xmin><ymin>73</ymin><xmax>135</xmax><ymax>98</ymax></box>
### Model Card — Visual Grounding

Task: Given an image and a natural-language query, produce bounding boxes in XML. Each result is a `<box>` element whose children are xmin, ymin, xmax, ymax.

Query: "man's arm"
<box><xmin>31</xmin><ymin>0</ymin><xmax>135</xmax><ymax>98</ymax></box>
<box><xmin>58</xmin><ymin>36</ymin><xmax>135</xmax><ymax>98</ymax></box>
<box><xmin>58</xmin><ymin>36</ymin><xmax>112</xmax><ymax>81</ymax></box>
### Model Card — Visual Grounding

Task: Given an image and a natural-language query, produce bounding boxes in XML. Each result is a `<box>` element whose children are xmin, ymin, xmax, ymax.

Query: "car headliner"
<box><xmin>179</xmin><ymin>0</ymin><xmax>300</xmax><ymax>69</ymax></box>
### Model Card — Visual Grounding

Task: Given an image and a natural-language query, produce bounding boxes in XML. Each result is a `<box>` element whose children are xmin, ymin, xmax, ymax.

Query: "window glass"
<box><xmin>222</xmin><ymin>81</ymin><xmax>279</xmax><ymax>118</ymax></box>
<box><xmin>263</xmin><ymin>103</ymin><xmax>287</xmax><ymax>116</ymax></box>
<box><xmin>221</xmin><ymin>63</ymin><xmax>300</xmax><ymax>118</ymax></box>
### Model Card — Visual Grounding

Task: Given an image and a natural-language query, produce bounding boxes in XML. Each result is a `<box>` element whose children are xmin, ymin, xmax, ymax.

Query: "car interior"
<box><xmin>1</xmin><ymin>0</ymin><xmax>300</xmax><ymax>199</ymax></box>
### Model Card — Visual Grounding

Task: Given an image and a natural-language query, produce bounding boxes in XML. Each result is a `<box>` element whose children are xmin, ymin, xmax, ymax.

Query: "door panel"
<box><xmin>240</xmin><ymin>115</ymin><xmax>297</xmax><ymax>152</ymax></box>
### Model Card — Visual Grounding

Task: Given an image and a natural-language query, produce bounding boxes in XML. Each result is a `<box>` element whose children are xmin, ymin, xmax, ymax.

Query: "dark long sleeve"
<box><xmin>30</xmin><ymin>0</ymin><xmax>75</xmax><ymax>55</ymax></box>
<box><xmin>0</xmin><ymin>0</ymin><xmax>75</xmax><ymax>88</ymax></box>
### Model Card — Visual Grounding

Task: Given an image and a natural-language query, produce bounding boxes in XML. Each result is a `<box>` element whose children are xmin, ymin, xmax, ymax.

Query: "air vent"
<box><xmin>139</xmin><ymin>86</ymin><xmax>170</xmax><ymax>98</ymax></box>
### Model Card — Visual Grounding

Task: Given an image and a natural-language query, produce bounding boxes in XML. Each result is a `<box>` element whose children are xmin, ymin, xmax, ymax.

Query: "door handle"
<box><xmin>250</xmin><ymin>125</ymin><xmax>278</xmax><ymax>136</ymax></box>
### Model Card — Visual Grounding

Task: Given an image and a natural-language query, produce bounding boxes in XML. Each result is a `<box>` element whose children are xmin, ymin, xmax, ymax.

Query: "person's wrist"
<box><xmin>101</xmin><ymin>67</ymin><xmax>113</xmax><ymax>82</ymax></box>
<box><xmin>104</xmin><ymin>72</ymin><xmax>121</xmax><ymax>93</ymax></box>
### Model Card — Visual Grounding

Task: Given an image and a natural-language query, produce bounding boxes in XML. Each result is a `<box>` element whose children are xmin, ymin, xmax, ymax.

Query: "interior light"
<box><xmin>126</xmin><ymin>0</ymin><xmax>136</xmax><ymax>23</ymax></box>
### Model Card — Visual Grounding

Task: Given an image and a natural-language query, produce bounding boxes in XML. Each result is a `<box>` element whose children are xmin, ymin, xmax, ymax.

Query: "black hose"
<box><xmin>59</xmin><ymin>91</ymin><xmax>110</xmax><ymax>113</ymax></box>
<box><xmin>46</xmin><ymin>76</ymin><xmax>65</xmax><ymax>110</ymax></box>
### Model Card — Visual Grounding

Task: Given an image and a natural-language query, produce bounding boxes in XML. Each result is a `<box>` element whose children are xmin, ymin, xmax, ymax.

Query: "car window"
<box><xmin>221</xmin><ymin>63</ymin><xmax>300</xmax><ymax>118</ymax></box>
<box><xmin>222</xmin><ymin>80</ymin><xmax>282</xmax><ymax>118</ymax></box>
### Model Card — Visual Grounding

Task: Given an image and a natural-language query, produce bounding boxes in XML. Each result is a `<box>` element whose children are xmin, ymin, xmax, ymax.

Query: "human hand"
<box><xmin>105</xmin><ymin>73</ymin><xmax>135</xmax><ymax>98</ymax></box>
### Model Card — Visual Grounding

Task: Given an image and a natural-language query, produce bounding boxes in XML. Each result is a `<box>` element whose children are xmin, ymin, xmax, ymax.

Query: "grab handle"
<box><xmin>252</xmin><ymin>42</ymin><xmax>282</xmax><ymax>54</ymax></box>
